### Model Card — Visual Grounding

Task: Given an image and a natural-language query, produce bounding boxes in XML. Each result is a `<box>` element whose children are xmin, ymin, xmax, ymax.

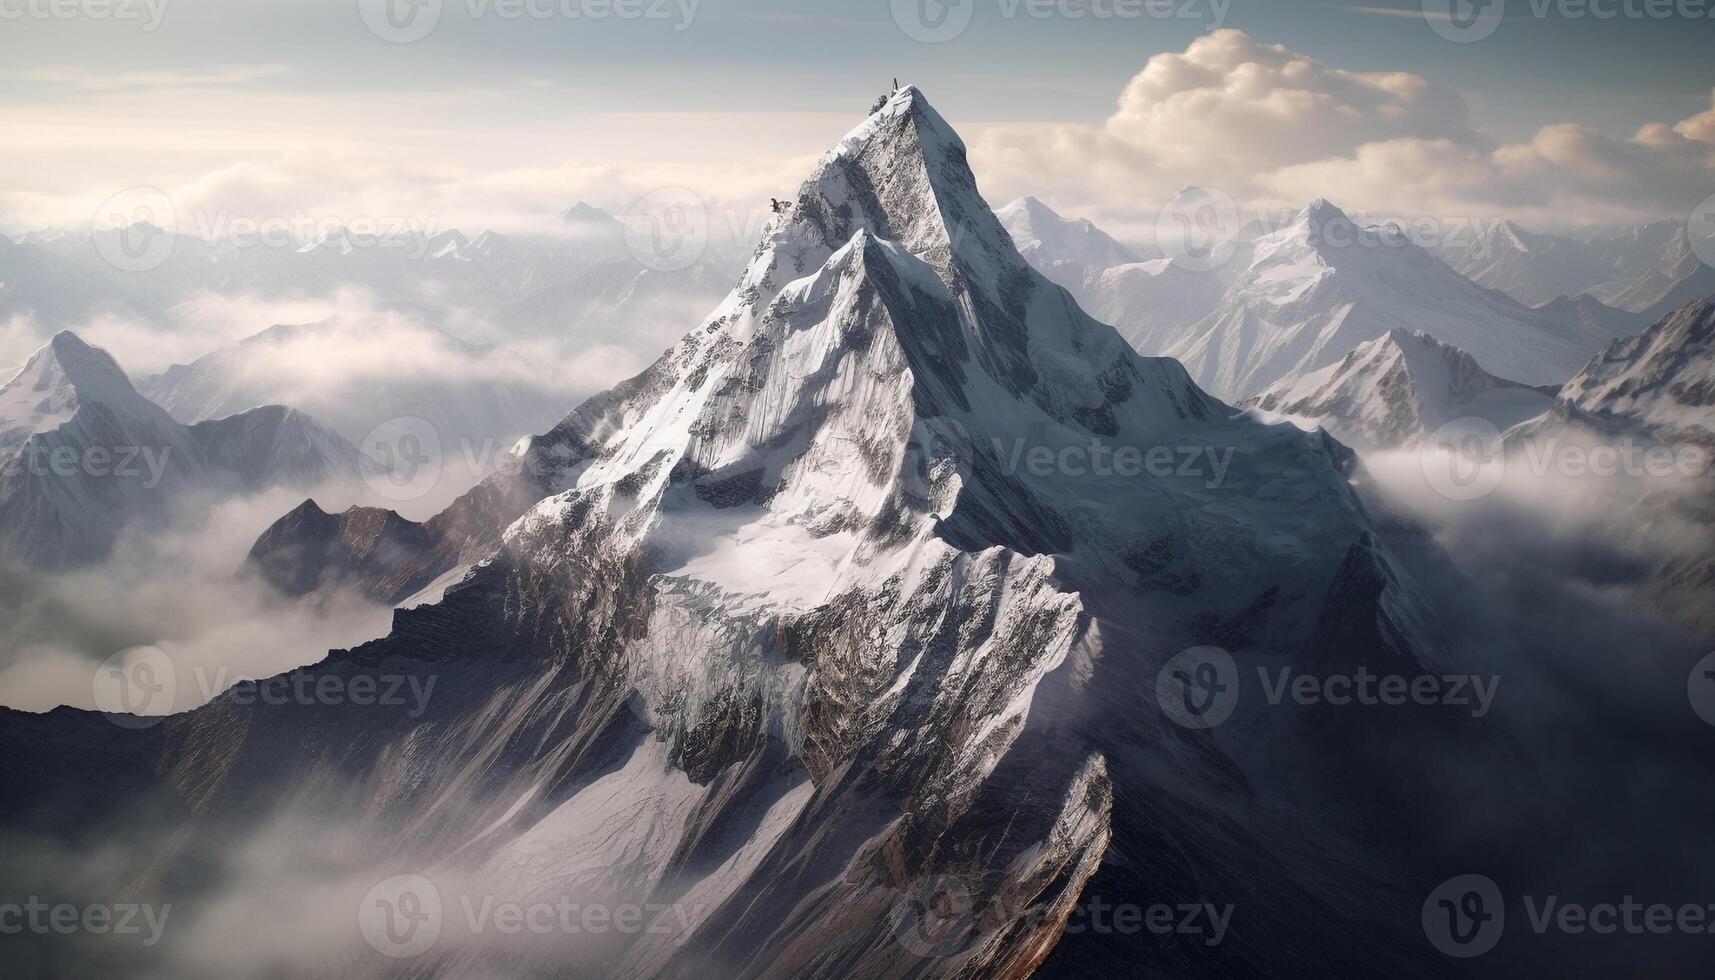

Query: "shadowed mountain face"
<box><xmin>2</xmin><ymin>89</ymin><xmax>1712</xmax><ymax>980</ymax></box>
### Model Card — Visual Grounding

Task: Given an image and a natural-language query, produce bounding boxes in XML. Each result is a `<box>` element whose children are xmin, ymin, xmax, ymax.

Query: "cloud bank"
<box><xmin>970</xmin><ymin>29</ymin><xmax>1715</xmax><ymax>233</ymax></box>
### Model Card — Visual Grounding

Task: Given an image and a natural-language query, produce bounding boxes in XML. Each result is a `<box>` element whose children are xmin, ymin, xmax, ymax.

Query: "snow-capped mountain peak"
<box><xmin>1169</xmin><ymin>196</ymin><xmax>1622</xmax><ymax>399</ymax></box>
<box><xmin>0</xmin><ymin>331</ymin><xmax>167</xmax><ymax>452</ymax></box>
<box><xmin>1243</xmin><ymin>328</ymin><xmax>1555</xmax><ymax>451</ymax></box>
<box><xmin>996</xmin><ymin>195</ymin><xmax>1141</xmax><ymax>281</ymax></box>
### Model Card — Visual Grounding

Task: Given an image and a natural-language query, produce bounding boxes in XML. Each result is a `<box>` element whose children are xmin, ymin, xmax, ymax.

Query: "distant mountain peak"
<box><xmin>561</xmin><ymin>201</ymin><xmax>618</xmax><ymax>226</ymax></box>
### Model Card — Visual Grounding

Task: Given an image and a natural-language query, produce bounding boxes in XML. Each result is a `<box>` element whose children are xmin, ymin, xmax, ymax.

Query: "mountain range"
<box><xmin>0</xmin><ymin>332</ymin><xmax>361</xmax><ymax>567</ymax></box>
<box><xmin>0</xmin><ymin>85</ymin><xmax>1464</xmax><ymax>979</ymax></box>
<box><xmin>3</xmin><ymin>88</ymin><xmax>1714</xmax><ymax>980</ymax></box>
<box><xmin>1436</xmin><ymin>218</ymin><xmax>1715</xmax><ymax>312</ymax></box>
<box><xmin>1241</xmin><ymin>329</ymin><xmax>1558</xmax><ymax>452</ymax></box>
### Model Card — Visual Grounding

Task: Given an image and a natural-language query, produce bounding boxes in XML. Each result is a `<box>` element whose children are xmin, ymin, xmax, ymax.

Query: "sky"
<box><xmin>1</xmin><ymin>0</ymin><xmax>1713</xmax><ymax>238</ymax></box>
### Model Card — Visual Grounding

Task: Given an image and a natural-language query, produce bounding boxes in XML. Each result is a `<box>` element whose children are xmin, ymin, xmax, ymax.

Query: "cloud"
<box><xmin>0</xmin><ymin>485</ymin><xmax>397</xmax><ymax>717</ymax></box>
<box><xmin>969</xmin><ymin>29</ymin><xmax>1715</xmax><ymax>231</ymax></box>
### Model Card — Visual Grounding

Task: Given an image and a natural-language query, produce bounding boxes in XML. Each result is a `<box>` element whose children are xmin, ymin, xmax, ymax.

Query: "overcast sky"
<box><xmin>2</xmin><ymin>0</ymin><xmax>1712</xmax><ymax>236</ymax></box>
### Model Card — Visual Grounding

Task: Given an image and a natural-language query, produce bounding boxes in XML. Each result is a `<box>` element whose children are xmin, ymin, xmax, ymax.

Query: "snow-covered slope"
<box><xmin>997</xmin><ymin>196</ymin><xmax>1140</xmax><ymax>280</ymax></box>
<box><xmin>0</xmin><ymin>332</ymin><xmax>361</xmax><ymax>567</ymax></box>
<box><xmin>1169</xmin><ymin>200</ymin><xmax>1626</xmax><ymax>399</ymax></box>
<box><xmin>1243</xmin><ymin>329</ymin><xmax>1556</xmax><ymax>452</ymax></box>
<box><xmin>0</xmin><ymin>88</ymin><xmax>1451</xmax><ymax>978</ymax></box>
<box><xmin>1550</xmin><ymin>295</ymin><xmax>1715</xmax><ymax>447</ymax></box>
<box><xmin>995</xmin><ymin>196</ymin><xmax>1236</xmax><ymax>355</ymax></box>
